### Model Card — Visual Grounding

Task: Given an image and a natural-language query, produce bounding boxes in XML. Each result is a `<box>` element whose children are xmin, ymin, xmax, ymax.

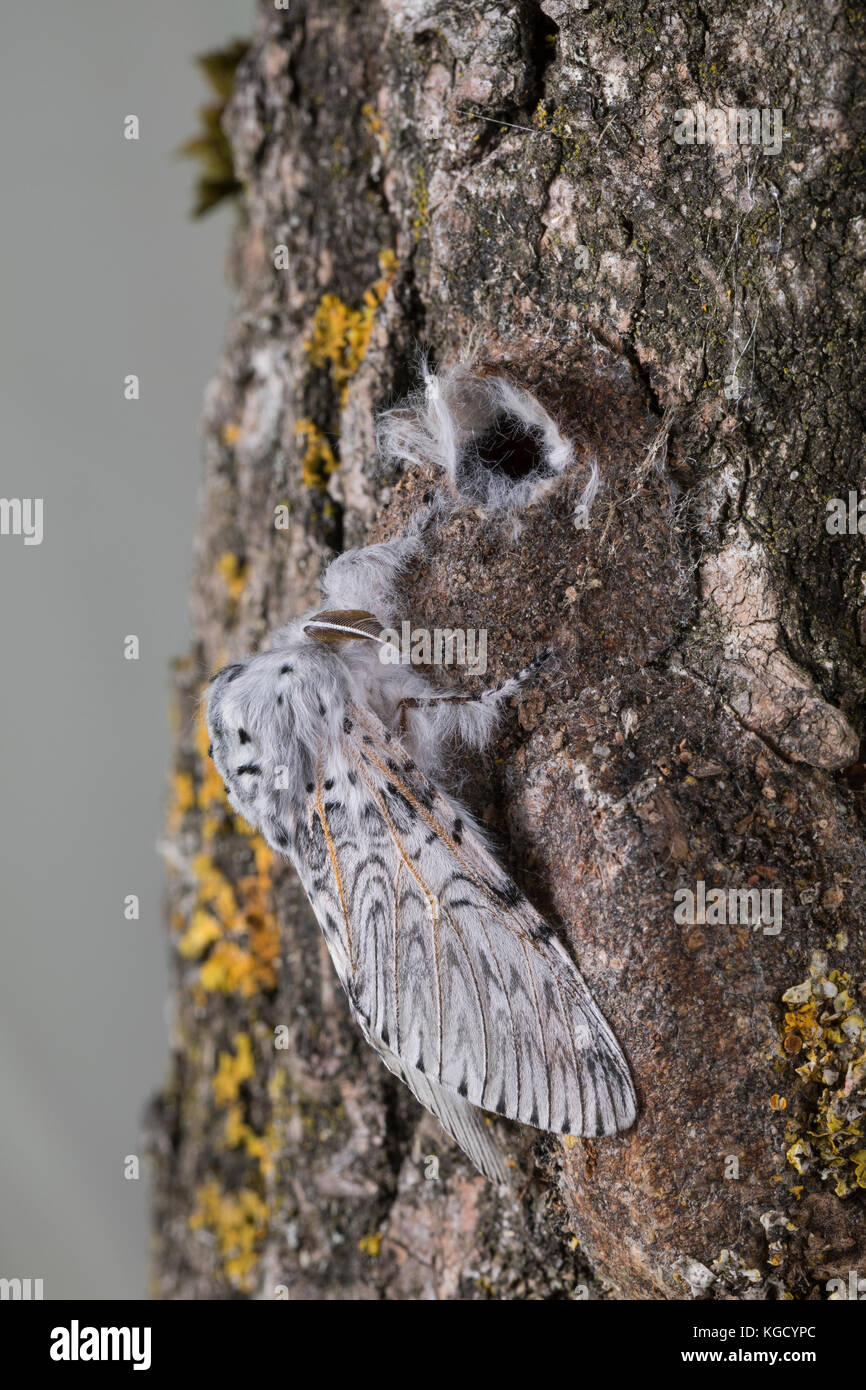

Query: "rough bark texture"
<box><xmin>150</xmin><ymin>0</ymin><xmax>866</xmax><ymax>1299</ymax></box>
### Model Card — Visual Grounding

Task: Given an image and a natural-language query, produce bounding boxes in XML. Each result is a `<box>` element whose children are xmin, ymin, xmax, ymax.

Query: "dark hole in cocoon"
<box><xmin>456</xmin><ymin>413</ymin><xmax>551</xmax><ymax>501</ymax></box>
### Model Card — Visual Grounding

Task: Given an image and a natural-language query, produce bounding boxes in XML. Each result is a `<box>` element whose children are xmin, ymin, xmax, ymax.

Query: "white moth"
<box><xmin>205</xmin><ymin>505</ymin><xmax>636</xmax><ymax>1183</ymax></box>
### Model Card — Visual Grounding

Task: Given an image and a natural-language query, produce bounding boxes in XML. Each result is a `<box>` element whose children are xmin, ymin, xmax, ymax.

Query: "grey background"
<box><xmin>0</xmin><ymin>1</ymin><xmax>251</xmax><ymax>1299</ymax></box>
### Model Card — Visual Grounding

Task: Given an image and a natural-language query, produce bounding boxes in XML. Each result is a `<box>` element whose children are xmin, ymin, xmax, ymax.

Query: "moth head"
<box><xmin>302</xmin><ymin>609</ymin><xmax>386</xmax><ymax>646</ymax></box>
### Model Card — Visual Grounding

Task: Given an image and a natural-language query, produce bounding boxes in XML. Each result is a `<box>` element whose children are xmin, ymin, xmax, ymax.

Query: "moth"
<box><xmin>206</xmin><ymin>511</ymin><xmax>636</xmax><ymax>1181</ymax></box>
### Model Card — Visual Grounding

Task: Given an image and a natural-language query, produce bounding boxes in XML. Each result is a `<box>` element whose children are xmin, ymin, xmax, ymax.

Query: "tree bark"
<box><xmin>150</xmin><ymin>0</ymin><xmax>866</xmax><ymax>1299</ymax></box>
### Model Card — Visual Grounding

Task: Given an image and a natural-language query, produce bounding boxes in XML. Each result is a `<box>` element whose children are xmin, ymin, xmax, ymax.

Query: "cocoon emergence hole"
<box><xmin>456</xmin><ymin>416</ymin><xmax>547</xmax><ymax>499</ymax></box>
<box><xmin>377</xmin><ymin>361</ymin><xmax>599</xmax><ymax>522</ymax></box>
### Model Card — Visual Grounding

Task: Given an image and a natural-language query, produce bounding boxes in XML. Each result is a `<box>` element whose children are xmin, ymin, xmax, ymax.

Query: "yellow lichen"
<box><xmin>211</xmin><ymin>1033</ymin><xmax>280</xmax><ymax>1179</ymax></box>
<box><xmin>200</xmin><ymin>813</ymin><xmax>223</xmax><ymax>841</ymax></box>
<box><xmin>199</xmin><ymin>938</ymin><xmax>276</xmax><ymax>997</ymax></box>
<box><xmin>183</xmin><ymin>844</ymin><xmax>279</xmax><ymax>998</ymax></box>
<box><xmin>173</xmin><ymin>771</ymin><xmax>195</xmax><ymax>813</ymax></box>
<box><xmin>361</xmin><ymin>102</ymin><xmax>384</xmax><ymax>139</ymax></box>
<box><xmin>192</xmin><ymin>853</ymin><xmax>238</xmax><ymax>924</ymax></box>
<box><xmin>305</xmin><ymin>249</ymin><xmax>398</xmax><ymax>404</ymax></box>
<box><xmin>213</xmin><ymin>1032</ymin><xmax>255</xmax><ymax>1104</ymax></box>
<box><xmin>779</xmin><ymin>956</ymin><xmax>866</xmax><ymax>1196</ymax></box>
<box><xmin>178</xmin><ymin>908</ymin><xmax>222</xmax><ymax>960</ymax></box>
<box><xmin>411</xmin><ymin>168</ymin><xmax>428</xmax><ymax>238</ymax></box>
<box><xmin>167</xmin><ymin>771</ymin><xmax>196</xmax><ymax>833</ymax></box>
<box><xmin>169</xmin><ymin>712</ymin><xmax>281</xmax><ymax>997</ymax></box>
<box><xmin>358</xmin><ymin>1232</ymin><xmax>382</xmax><ymax>1257</ymax></box>
<box><xmin>223</xmin><ymin>1105</ymin><xmax>279</xmax><ymax>1179</ymax></box>
<box><xmin>295</xmin><ymin>419</ymin><xmax>338</xmax><ymax>489</ymax></box>
<box><xmin>189</xmin><ymin>1181</ymin><xmax>268</xmax><ymax>1290</ymax></box>
<box><xmin>531</xmin><ymin>101</ymin><xmax>582</xmax><ymax>160</ymax></box>
<box><xmin>216</xmin><ymin>551</ymin><xmax>247</xmax><ymax>601</ymax></box>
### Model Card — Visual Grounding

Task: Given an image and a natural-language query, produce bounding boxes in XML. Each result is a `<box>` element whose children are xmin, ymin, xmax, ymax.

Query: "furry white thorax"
<box><xmin>206</xmin><ymin>509</ymin><xmax>515</xmax><ymax>817</ymax></box>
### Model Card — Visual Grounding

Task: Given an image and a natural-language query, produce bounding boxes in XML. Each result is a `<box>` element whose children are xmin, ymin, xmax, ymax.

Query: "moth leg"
<box><xmin>396</xmin><ymin>691</ymin><xmax>474</xmax><ymax>738</ymax></box>
<box><xmin>396</xmin><ymin>649</ymin><xmax>554</xmax><ymax>750</ymax></box>
<box><xmin>397</xmin><ymin>648</ymin><xmax>553</xmax><ymax>716</ymax></box>
<box><xmin>477</xmin><ymin>647</ymin><xmax>555</xmax><ymax>706</ymax></box>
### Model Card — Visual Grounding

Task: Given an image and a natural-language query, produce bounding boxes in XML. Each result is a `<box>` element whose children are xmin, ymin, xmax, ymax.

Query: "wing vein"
<box><xmin>554</xmin><ymin>974</ymin><xmax>584</xmax><ymax>1134</ymax></box>
<box><xmin>354</xmin><ymin>757</ymin><xmax>444</xmax><ymax>1076</ymax></box>
<box><xmin>520</xmin><ymin>940</ymin><xmax>552</xmax><ymax>1129</ymax></box>
<box><xmin>393</xmin><ymin>858</ymin><xmax>402</xmax><ymax>1054</ymax></box>
<box><xmin>315</xmin><ymin>778</ymin><xmax>354</xmax><ymax>973</ymax></box>
<box><xmin>474</xmin><ymin>915</ymin><xmax>522</xmax><ymax>1117</ymax></box>
<box><xmin>440</xmin><ymin>906</ymin><xmax>490</xmax><ymax>1098</ymax></box>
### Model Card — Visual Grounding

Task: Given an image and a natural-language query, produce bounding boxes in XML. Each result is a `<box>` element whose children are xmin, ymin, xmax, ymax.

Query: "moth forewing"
<box><xmin>332</xmin><ymin>710</ymin><xmax>636</xmax><ymax>1141</ymax></box>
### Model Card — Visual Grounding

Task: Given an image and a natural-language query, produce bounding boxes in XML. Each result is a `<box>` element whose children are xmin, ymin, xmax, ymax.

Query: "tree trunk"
<box><xmin>150</xmin><ymin>0</ymin><xmax>866</xmax><ymax>1299</ymax></box>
